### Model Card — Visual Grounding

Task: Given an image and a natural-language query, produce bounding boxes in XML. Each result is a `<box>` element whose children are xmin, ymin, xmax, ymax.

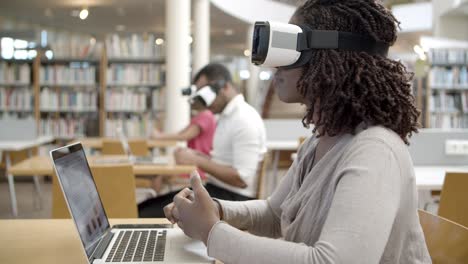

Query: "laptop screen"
<box><xmin>51</xmin><ymin>143</ymin><xmax>110</xmax><ymax>259</ymax></box>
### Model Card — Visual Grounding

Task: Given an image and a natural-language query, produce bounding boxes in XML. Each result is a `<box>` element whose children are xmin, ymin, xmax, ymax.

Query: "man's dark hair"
<box><xmin>295</xmin><ymin>0</ymin><xmax>419</xmax><ymax>144</ymax></box>
<box><xmin>193</xmin><ymin>63</ymin><xmax>233</xmax><ymax>93</ymax></box>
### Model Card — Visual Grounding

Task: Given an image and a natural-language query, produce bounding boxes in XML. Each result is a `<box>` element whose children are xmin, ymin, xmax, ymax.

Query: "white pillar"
<box><xmin>165</xmin><ymin>0</ymin><xmax>191</xmax><ymax>133</ymax></box>
<box><xmin>193</xmin><ymin>0</ymin><xmax>210</xmax><ymax>75</ymax></box>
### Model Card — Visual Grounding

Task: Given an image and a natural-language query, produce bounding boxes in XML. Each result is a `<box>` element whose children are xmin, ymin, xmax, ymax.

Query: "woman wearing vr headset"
<box><xmin>165</xmin><ymin>0</ymin><xmax>431</xmax><ymax>263</ymax></box>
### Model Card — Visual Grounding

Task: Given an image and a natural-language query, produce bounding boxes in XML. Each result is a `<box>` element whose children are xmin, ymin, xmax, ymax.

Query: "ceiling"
<box><xmin>0</xmin><ymin>0</ymin><xmax>251</xmax><ymax>56</ymax></box>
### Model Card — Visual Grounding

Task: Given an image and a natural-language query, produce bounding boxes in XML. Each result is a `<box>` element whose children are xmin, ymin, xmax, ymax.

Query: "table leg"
<box><xmin>5</xmin><ymin>152</ymin><xmax>18</xmax><ymax>217</ymax></box>
<box><xmin>28</xmin><ymin>149</ymin><xmax>43</xmax><ymax>210</ymax></box>
<box><xmin>268</xmin><ymin>150</ymin><xmax>280</xmax><ymax>196</ymax></box>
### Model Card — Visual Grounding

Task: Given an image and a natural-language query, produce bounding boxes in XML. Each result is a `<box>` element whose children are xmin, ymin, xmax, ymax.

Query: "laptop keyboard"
<box><xmin>105</xmin><ymin>230</ymin><xmax>167</xmax><ymax>262</ymax></box>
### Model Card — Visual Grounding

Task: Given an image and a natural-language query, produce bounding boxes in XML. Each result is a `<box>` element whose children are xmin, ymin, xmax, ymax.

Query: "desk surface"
<box><xmin>8</xmin><ymin>155</ymin><xmax>196</xmax><ymax>176</ymax></box>
<box><xmin>72</xmin><ymin>137</ymin><xmax>179</xmax><ymax>149</ymax></box>
<box><xmin>0</xmin><ymin>218</ymin><xmax>173</xmax><ymax>264</ymax></box>
<box><xmin>266</xmin><ymin>140</ymin><xmax>298</xmax><ymax>151</ymax></box>
<box><xmin>0</xmin><ymin>136</ymin><xmax>54</xmax><ymax>151</ymax></box>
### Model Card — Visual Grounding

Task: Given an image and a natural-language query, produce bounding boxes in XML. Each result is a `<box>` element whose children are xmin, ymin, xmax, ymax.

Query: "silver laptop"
<box><xmin>117</xmin><ymin>127</ymin><xmax>169</xmax><ymax>165</ymax></box>
<box><xmin>50</xmin><ymin>143</ymin><xmax>212</xmax><ymax>264</ymax></box>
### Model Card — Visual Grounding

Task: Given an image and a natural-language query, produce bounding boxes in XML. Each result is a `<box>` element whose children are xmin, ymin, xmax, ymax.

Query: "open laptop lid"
<box><xmin>50</xmin><ymin>143</ymin><xmax>111</xmax><ymax>262</ymax></box>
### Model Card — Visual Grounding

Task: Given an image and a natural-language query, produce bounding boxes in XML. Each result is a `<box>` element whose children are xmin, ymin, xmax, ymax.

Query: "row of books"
<box><xmin>429</xmin><ymin>67</ymin><xmax>468</xmax><ymax>88</ymax></box>
<box><xmin>151</xmin><ymin>89</ymin><xmax>164</xmax><ymax>111</ymax></box>
<box><xmin>40</xmin><ymin>88</ymin><xmax>98</xmax><ymax>112</ymax></box>
<box><xmin>40</xmin><ymin>65</ymin><xmax>96</xmax><ymax>85</ymax></box>
<box><xmin>106</xmin><ymin>34</ymin><xmax>165</xmax><ymax>59</ymax></box>
<box><xmin>107</xmin><ymin>64</ymin><xmax>163</xmax><ymax>85</ymax></box>
<box><xmin>106</xmin><ymin>88</ymin><xmax>148</xmax><ymax>112</ymax></box>
<box><xmin>429</xmin><ymin>49</ymin><xmax>468</xmax><ymax>65</ymax></box>
<box><xmin>105</xmin><ymin>115</ymin><xmax>154</xmax><ymax>137</ymax></box>
<box><xmin>0</xmin><ymin>87</ymin><xmax>33</xmax><ymax>111</ymax></box>
<box><xmin>47</xmin><ymin>31</ymin><xmax>102</xmax><ymax>59</ymax></box>
<box><xmin>430</xmin><ymin>92</ymin><xmax>468</xmax><ymax>113</ymax></box>
<box><xmin>0</xmin><ymin>63</ymin><xmax>31</xmax><ymax>84</ymax></box>
<box><xmin>429</xmin><ymin>113</ymin><xmax>468</xmax><ymax>129</ymax></box>
<box><xmin>40</xmin><ymin>117</ymin><xmax>86</xmax><ymax>138</ymax></box>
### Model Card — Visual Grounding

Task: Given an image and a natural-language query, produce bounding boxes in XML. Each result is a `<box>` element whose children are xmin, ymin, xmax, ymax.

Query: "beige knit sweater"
<box><xmin>207</xmin><ymin>126</ymin><xmax>431</xmax><ymax>264</ymax></box>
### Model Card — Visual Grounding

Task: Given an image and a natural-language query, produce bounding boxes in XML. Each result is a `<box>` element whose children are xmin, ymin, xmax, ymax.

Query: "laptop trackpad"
<box><xmin>166</xmin><ymin>229</ymin><xmax>214</xmax><ymax>263</ymax></box>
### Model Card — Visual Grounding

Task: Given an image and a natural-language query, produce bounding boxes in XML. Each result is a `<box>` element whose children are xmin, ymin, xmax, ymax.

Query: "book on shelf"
<box><xmin>105</xmin><ymin>115</ymin><xmax>154</xmax><ymax>137</ymax></box>
<box><xmin>151</xmin><ymin>88</ymin><xmax>165</xmax><ymax>111</ymax></box>
<box><xmin>48</xmin><ymin>32</ymin><xmax>102</xmax><ymax>59</ymax></box>
<box><xmin>40</xmin><ymin>116</ymin><xmax>86</xmax><ymax>138</ymax></box>
<box><xmin>430</xmin><ymin>113</ymin><xmax>468</xmax><ymax>129</ymax></box>
<box><xmin>429</xmin><ymin>49</ymin><xmax>468</xmax><ymax>65</ymax></box>
<box><xmin>106</xmin><ymin>88</ymin><xmax>148</xmax><ymax>112</ymax></box>
<box><xmin>106</xmin><ymin>33</ymin><xmax>165</xmax><ymax>59</ymax></box>
<box><xmin>40</xmin><ymin>87</ymin><xmax>97</xmax><ymax>112</ymax></box>
<box><xmin>429</xmin><ymin>66</ymin><xmax>468</xmax><ymax>88</ymax></box>
<box><xmin>40</xmin><ymin>65</ymin><xmax>96</xmax><ymax>85</ymax></box>
<box><xmin>0</xmin><ymin>62</ymin><xmax>31</xmax><ymax>84</ymax></box>
<box><xmin>0</xmin><ymin>87</ymin><xmax>33</xmax><ymax>111</ymax></box>
<box><xmin>107</xmin><ymin>64</ymin><xmax>162</xmax><ymax>85</ymax></box>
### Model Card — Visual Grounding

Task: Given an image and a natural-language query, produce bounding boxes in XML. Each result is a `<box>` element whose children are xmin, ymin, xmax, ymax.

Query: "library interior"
<box><xmin>1</xmin><ymin>0</ymin><xmax>468</xmax><ymax>263</ymax></box>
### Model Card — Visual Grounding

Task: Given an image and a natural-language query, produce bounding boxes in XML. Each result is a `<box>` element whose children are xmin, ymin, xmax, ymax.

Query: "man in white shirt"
<box><xmin>139</xmin><ymin>63</ymin><xmax>266</xmax><ymax>217</ymax></box>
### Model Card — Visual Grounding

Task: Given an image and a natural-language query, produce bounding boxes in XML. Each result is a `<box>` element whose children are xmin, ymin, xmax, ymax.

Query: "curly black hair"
<box><xmin>294</xmin><ymin>0</ymin><xmax>419</xmax><ymax>144</ymax></box>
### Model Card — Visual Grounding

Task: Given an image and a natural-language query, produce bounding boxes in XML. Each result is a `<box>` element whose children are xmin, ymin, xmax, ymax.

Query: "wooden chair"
<box><xmin>418</xmin><ymin>210</ymin><xmax>468</xmax><ymax>263</ymax></box>
<box><xmin>101</xmin><ymin>139</ymin><xmax>149</xmax><ymax>156</ymax></box>
<box><xmin>52</xmin><ymin>164</ymin><xmax>138</xmax><ymax>218</ymax></box>
<box><xmin>438</xmin><ymin>172</ymin><xmax>468</xmax><ymax>228</ymax></box>
<box><xmin>256</xmin><ymin>153</ymin><xmax>270</xmax><ymax>199</ymax></box>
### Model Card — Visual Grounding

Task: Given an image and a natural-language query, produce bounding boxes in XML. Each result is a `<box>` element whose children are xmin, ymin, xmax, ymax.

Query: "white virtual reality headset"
<box><xmin>251</xmin><ymin>21</ymin><xmax>389</xmax><ymax>69</ymax></box>
<box><xmin>190</xmin><ymin>85</ymin><xmax>217</xmax><ymax>107</ymax></box>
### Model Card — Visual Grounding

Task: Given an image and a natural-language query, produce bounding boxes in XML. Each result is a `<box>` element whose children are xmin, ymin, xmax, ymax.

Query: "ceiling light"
<box><xmin>45</xmin><ymin>50</ymin><xmax>53</xmax><ymax>60</ymax></box>
<box><xmin>79</xmin><ymin>8</ymin><xmax>89</xmax><ymax>20</ymax></box>
<box><xmin>240</xmin><ymin>70</ymin><xmax>250</xmax><ymax>80</ymax></box>
<box><xmin>224</xmin><ymin>29</ymin><xmax>234</xmax><ymax>36</ymax></box>
<box><xmin>116</xmin><ymin>25</ymin><xmax>126</xmax><ymax>31</ymax></box>
<box><xmin>188</xmin><ymin>36</ymin><xmax>193</xmax><ymax>44</ymax></box>
<box><xmin>259</xmin><ymin>71</ymin><xmax>271</xmax><ymax>81</ymax></box>
<box><xmin>244</xmin><ymin>49</ymin><xmax>251</xmax><ymax>57</ymax></box>
<box><xmin>155</xmin><ymin>38</ymin><xmax>164</xmax><ymax>45</ymax></box>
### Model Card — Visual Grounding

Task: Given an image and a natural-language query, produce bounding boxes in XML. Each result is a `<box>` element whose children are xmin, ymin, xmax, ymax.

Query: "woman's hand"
<box><xmin>163</xmin><ymin>171</ymin><xmax>221</xmax><ymax>245</ymax></box>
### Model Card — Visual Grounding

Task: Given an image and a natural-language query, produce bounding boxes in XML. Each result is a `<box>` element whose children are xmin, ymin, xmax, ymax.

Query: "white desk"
<box><xmin>0</xmin><ymin>136</ymin><xmax>54</xmax><ymax>217</ymax></box>
<box><xmin>414</xmin><ymin>166</ymin><xmax>468</xmax><ymax>190</ymax></box>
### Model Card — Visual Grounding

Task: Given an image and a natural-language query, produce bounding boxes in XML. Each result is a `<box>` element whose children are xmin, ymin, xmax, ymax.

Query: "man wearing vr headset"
<box><xmin>139</xmin><ymin>63</ymin><xmax>267</xmax><ymax>217</ymax></box>
<box><xmin>164</xmin><ymin>1</ymin><xmax>431</xmax><ymax>263</ymax></box>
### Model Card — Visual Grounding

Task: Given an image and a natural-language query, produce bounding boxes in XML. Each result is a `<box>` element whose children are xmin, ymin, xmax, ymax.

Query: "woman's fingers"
<box><xmin>163</xmin><ymin>203</ymin><xmax>176</xmax><ymax>224</ymax></box>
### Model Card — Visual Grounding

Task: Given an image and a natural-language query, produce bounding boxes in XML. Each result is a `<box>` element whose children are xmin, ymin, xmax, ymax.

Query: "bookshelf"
<box><xmin>0</xmin><ymin>59</ymin><xmax>34</xmax><ymax>120</ymax></box>
<box><xmin>427</xmin><ymin>49</ymin><xmax>468</xmax><ymax>129</ymax></box>
<box><xmin>1</xmin><ymin>33</ymin><xmax>166</xmax><ymax>138</ymax></box>
<box><xmin>38</xmin><ymin>58</ymin><xmax>100</xmax><ymax>139</ymax></box>
<box><xmin>103</xmin><ymin>33</ymin><xmax>166</xmax><ymax>138</ymax></box>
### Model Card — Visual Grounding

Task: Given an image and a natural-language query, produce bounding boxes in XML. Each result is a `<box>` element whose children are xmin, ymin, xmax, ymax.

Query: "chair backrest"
<box><xmin>438</xmin><ymin>172</ymin><xmax>468</xmax><ymax>227</ymax></box>
<box><xmin>52</xmin><ymin>164</ymin><xmax>137</xmax><ymax>218</ymax></box>
<box><xmin>102</xmin><ymin>139</ymin><xmax>149</xmax><ymax>156</ymax></box>
<box><xmin>256</xmin><ymin>153</ymin><xmax>269</xmax><ymax>199</ymax></box>
<box><xmin>418</xmin><ymin>210</ymin><xmax>468</xmax><ymax>263</ymax></box>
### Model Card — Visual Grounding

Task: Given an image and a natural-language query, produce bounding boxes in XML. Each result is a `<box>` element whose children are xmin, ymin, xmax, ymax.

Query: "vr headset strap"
<box><xmin>297</xmin><ymin>30</ymin><xmax>389</xmax><ymax>56</ymax></box>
